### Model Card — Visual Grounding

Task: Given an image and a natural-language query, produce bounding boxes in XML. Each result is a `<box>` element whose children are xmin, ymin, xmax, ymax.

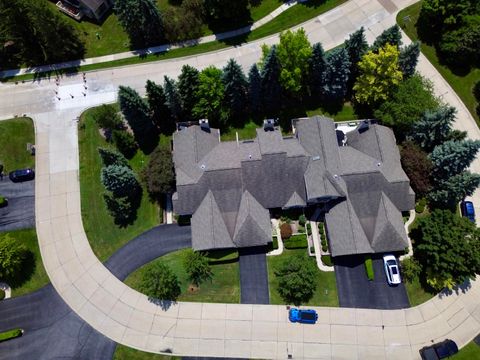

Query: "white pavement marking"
<box><xmin>1</xmin><ymin>0</ymin><xmax>480</xmax><ymax>358</ymax></box>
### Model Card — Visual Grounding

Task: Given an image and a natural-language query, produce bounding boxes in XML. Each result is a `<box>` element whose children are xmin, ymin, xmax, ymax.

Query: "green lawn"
<box><xmin>404</xmin><ymin>275</ymin><xmax>436</xmax><ymax>307</ymax></box>
<box><xmin>114</xmin><ymin>345</ymin><xmax>180</xmax><ymax>360</ymax></box>
<box><xmin>78</xmin><ymin>108</ymin><xmax>161</xmax><ymax>261</ymax></box>
<box><xmin>1</xmin><ymin>229</ymin><xmax>50</xmax><ymax>297</ymax></box>
<box><xmin>451</xmin><ymin>341</ymin><xmax>480</xmax><ymax>360</ymax></box>
<box><xmin>267</xmin><ymin>248</ymin><xmax>339</xmax><ymax>307</ymax></box>
<box><xmin>0</xmin><ymin>118</ymin><xmax>35</xmax><ymax>172</ymax></box>
<box><xmin>307</xmin><ymin>102</ymin><xmax>359</xmax><ymax>122</ymax></box>
<box><xmin>124</xmin><ymin>249</ymin><xmax>240</xmax><ymax>303</ymax></box>
<box><xmin>221</xmin><ymin>121</ymin><xmax>260</xmax><ymax>141</ymax></box>
<box><xmin>397</xmin><ymin>2</ymin><xmax>480</xmax><ymax>125</ymax></box>
<box><xmin>5</xmin><ymin>0</ymin><xmax>347</xmax><ymax>82</ymax></box>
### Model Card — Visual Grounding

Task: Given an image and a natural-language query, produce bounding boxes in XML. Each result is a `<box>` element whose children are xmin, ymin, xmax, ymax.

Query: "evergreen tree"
<box><xmin>177</xmin><ymin>65</ymin><xmax>200</xmax><ymax>120</ymax></box>
<box><xmin>112</xmin><ymin>130</ymin><xmax>138</xmax><ymax>159</ymax></box>
<box><xmin>114</xmin><ymin>0</ymin><xmax>163</xmax><ymax>48</ymax></box>
<box><xmin>145</xmin><ymin>80</ymin><xmax>171</xmax><ymax>133</ymax></box>
<box><xmin>98</xmin><ymin>147</ymin><xmax>130</xmax><ymax>168</ymax></box>
<box><xmin>163</xmin><ymin>76</ymin><xmax>182</xmax><ymax>122</ymax></box>
<box><xmin>354</xmin><ymin>44</ymin><xmax>403</xmax><ymax>105</ymax></box>
<box><xmin>118</xmin><ymin>86</ymin><xmax>157</xmax><ymax>151</ymax></box>
<box><xmin>399</xmin><ymin>41</ymin><xmax>420</xmax><ymax>78</ymax></box>
<box><xmin>428</xmin><ymin>172</ymin><xmax>480</xmax><ymax>208</ymax></box>
<box><xmin>276</xmin><ymin>28</ymin><xmax>313</xmax><ymax>96</ymax></box>
<box><xmin>371</xmin><ymin>25</ymin><xmax>402</xmax><ymax>52</ymax></box>
<box><xmin>101</xmin><ymin>164</ymin><xmax>140</xmax><ymax>197</ymax></box>
<box><xmin>248</xmin><ymin>64</ymin><xmax>262</xmax><ymax>117</ymax></box>
<box><xmin>222</xmin><ymin>59</ymin><xmax>248</xmax><ymax>125</ymax></box>
<box><xmin>323</xmin><ymin>47</ymin><xmax>351</xmax><ymax>102</ymax></box>
<box><xmin>344</xmin><ymin>27</ymin><xmax>368</xmax><ymax>87</ymax></box>
<box><xmin>309</xmin><ymin>42</ymin><xmax>327</xmax><ymax>101</ymax></box>
<box><xmin>430</xmin><ymin>139</ymin><xmax>480</xmax><ymax>181</ymax></box>
<box><xmin>261</xmin><ymin>46</ymin><xmax>283</xmax><ymax>116</ymax></box>
<box><xmin>193</xmin><ymin>66</ymin><xmax>226</xmax><ymax>128</ymax></box>
<box><xmin>409</xmin><ymin>106</ymin><xmax>457</xmax><ymax>152</ymax></box>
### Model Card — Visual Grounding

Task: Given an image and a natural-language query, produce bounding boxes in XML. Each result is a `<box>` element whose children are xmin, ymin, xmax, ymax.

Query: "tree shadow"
<box><xmin>147</xmin><ymin>297</ymin><xmax>176</xmax><ymax>311</ymax></box>
<box><xmin>438</xmin><ymin>278</ymin><xmax>472</xmax><ymax>298</ymax></box>
<box><xmin>106</xmin><ymin>187</ymin><xmax>143</xmax><ymax>228</ymax></box>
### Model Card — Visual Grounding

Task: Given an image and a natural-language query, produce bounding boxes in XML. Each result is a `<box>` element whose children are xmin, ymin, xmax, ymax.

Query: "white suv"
<box><xmin>383</xmin><ymin>255</ymin><xmax>401</xmax><ymax>285</ymax></box>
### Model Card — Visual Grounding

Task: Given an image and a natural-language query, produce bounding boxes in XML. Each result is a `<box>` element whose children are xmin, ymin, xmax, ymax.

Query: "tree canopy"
<box><xmin>400</xmin><ymin>141</ymin><xmax>433</xmax><ymax>197</ymax></box>
<box><xmin>398</xmin><ymin>42</ymin><xmax>421</xmax><ymax>78</ymax></box>
<box><xmin>193</xmin><ymin>66</ymin><xmax>225</xmax><ymax>128</ymax></box>
<box><xmin>140</xmin><ymin>262</ymin><xmax>181</xmax><ymax>301</ymax></box>
<box><xmin>430</xmin><ymin>139</ymin><xmax>480</xmax><ymax>181</ymax></box>
<box><xmin>0</xmin><ymin>233</ymin><xmax>28</xmax><ymax>279</ymax></box>
<box><xmin>183</xmin><ymin>250</ymin><xmax>212</xmax><ymax>287</ymax></box>
<box><xmin>146</xmin><ymin>80</ymin><xmax>171</xmax><ymax>133</ymax></box>
<box><xmin>410</xmin><ymin>209</ymin><xmax>480</xmax><ymax>290</ymax></box>
<box><xmin>371</xmin><ymin>25</ymin><xmax>402</xmax><ymax>52</ymax></box>
<box><xmin>260</xmin><ymin>46</ymin><xmax>283</xmax><ymax>116</ymax></box>
<box><xmin>142</xmin><ymin>145</ymin><xmax>175</xmax><ymax>200</ymax></box>
<box><xmin>344</xmin><ymin>27</ymin><xmax>368</xmax><ymax>87</ymax></box>
<box><xmin>222</xmin><ymin>59</ymin><xmax>248</xmax><ymax>124</ymax></box>
<box><xmin>276</xmin><ymin>29</ymin><xmax>312</xmax><ymax>96</ymax></box>
<box><xmin>309</xmin><ymin>42</ymin><xmax>327</xmax><ymax>101</ymax></box>
<box><xmin>323</xmin><ymin>47</ymin><xmax>350</xmax><ymax>103</ymax></box>
<box><xmin>353</xmin><ymin>44</ymin><xmax>403</xmax><ymax>105</ymax></box>
<box><xmin>177</xmin><ymin>65</ymin><xmax>200</xmax><ymax>120</ymax></box>
<box><xmin>248</xmin><ymin>64</ymin><xmax>262</xmax><ymax>117</ymax></box>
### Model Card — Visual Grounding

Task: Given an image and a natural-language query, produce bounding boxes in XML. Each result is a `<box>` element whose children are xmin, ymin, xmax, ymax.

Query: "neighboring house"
<box><xmin>172</xmin><ymin>116</ymin><xmax>415</xmax><ymax>257</ymax></box>
<box><xmin>56</xmin><ymin>0</ymin><xmax>112</xmax><ymax>21</ymax></box>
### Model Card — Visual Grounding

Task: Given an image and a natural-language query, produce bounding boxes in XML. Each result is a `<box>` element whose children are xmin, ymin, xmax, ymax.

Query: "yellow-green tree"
<box><xmin>353</xmin><ymin>44</ymin><xmax>403</xmax><ymax>105</ymax></box>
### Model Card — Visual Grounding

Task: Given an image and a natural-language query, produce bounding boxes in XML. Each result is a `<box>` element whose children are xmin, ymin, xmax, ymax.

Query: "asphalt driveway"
<box><xmin>0</xmin><ymin>178</ymin><xmax>35</xmax><ymax>232</ymax></box>
<box><xmin>239</xmin><ymin>246</ymin><xmax>269</xmax><ymax>304</ymax></box>
<box><xmin>334</xmin><ymin>255</ymin><xmax>410</xmax><ymax>310</ymax></box>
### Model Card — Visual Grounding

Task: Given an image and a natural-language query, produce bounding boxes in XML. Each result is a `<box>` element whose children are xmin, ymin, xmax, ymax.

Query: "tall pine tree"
<box><xmin>163</xmin><ymin>76</ymin><xmax>182</xmax><ymax>122</ymax></box>
<box><xmin>309</xmin><ymin>42</ymin><xmax>327</xmax><ymax>101</ymax></box>
<box><xmin>371</xmin><ymin>25</ymin><xmax>402</xmax><ymax>52</ymax></box>
<box><xmin>145</xmin><ymin>80</ymin><xmax>172</xmax><ymax>134</ymax></box>
<box><xmin>114</xmin><ymin>0</ymin><xmax>163</xmax><ymax>48</ymax></box>
<box><xmin>261</xmin><ymin>45</ymin><xmax>283</xmax><ymax>116</ymax></box>
<box><xmin>177</xmin><ymin>65</ymin><xmax>200</xmax><ymax>120</ymax></box>
<box><xmin>323</xmin><ymin>47</ymin><xmax>351</xmax><ymax>103</ymax></box>
<box><xmin>118</xmin><ymin>85</ymin><xmax>157</xmax><ymax>152</ymax></box>
<box><xmin>428</xmin><ymin>172</ymin><xmax>480</xmax><ymax>208</ymax></box>
<box><xmin>344</xmin><ymin>27</ymin><xmax>368</xmax><ymax>89</ymax></box>
<box><xmin>399</xmin><ymin>41</ymin><xmax>421</xmax><ymax>78</ymax></box>
<box><xmin>248</xmin><ymin>64</ymin><xmax>262</xmax><ymax>118</ymax></box>
<box><xmin>222</xmin><ymin>59</ymin><xmax>248</xmax><ymax>125</ymax></box>
<box><xmin>430</xmin><ymin>139</ymin><xmax>480</xmax><ymax>181</ymax></box>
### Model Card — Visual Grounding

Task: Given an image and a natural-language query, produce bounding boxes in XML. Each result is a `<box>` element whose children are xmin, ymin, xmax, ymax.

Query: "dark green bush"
<box><xmin>298</xmin><ymin>214</ymin><xmax>307</xmax><ymax>226</ymax></box>
<box><xmin>112</xmin><ymin>130</ymin><xmax>138</xmax><ymax>159</ymax></box>
<box><xmin>321</xmin><ymin>255</ymin><xmax>333</xmax><ymax>267</ymax></box>
<box><xmin>473</xmin><ymin>81</ymin><xmax>480</xmax><ymax>102</ymax></box>
<box><xmin>306</xmin><ymin>223</ymin><xmax>312</xmax><ymax>236</ymax></box>
<box><xmin>0</xmin><ymin>196</ymin><xmax>7</xmax><ymax>208</ymax></box>
<box><xmin>284</xmin><ymin>234</ymin><xmax>307</xmax><ymax>249</ymax></box>
<box><xmin>364</xmin><ymin>255</ymin><xmax>374</xmax><ymax>281</ymax></box>
<box><xmin>0</xmin><ymin>289</ymin><xmax>5</xmax><ymax>300</ymax></box>
<box><xmin>0</xmin><ymin>329</ymin><xmax>23</xmax><ymax>342</ymax></box>
<box><xmin>415</xmin><ymin>198</ymin><xmax>427</xmax><ymax>214</ymax></box>
<box><xmin>401</xmin><ymin>258</ymin><xmax>421</xmax><ymax>283</ymax></box>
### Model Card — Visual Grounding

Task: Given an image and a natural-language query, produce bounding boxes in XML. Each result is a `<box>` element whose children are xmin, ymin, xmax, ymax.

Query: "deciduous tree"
<box><xmin>275</xmin><ymin>254</ymin><xmax>317</xmax><ymax>305</ymax></box>
<box><xmin>354</xmin><ymin>44</ymin><xmax>403</xmax><ymax>105</ymax></box>
<box><xmin>142</xmin><ymin>145</ymin><xmax>175</xmax><ymax>200</ymax></box>
<box><xmin>410</xmin><ymin>209</ymin><xmax>480</xmax><ymax>290</ymax></box>
<box><xmin>140</xmin><ymin>262</ymin><xmax>181</xmax><ymax>300</ymax></box>
<box><xmin>183</xmin><ymin>250</ymin><xmax>212</xmax><ymax>287</ymax></box>
<box><xmin>193</xmin><ymin>66</ymin><xmax>225</xmax><ymax>127</ymax></box>
<box><xmin>276</xmin><ymin>29</ymin><xmax>312</xmax><ymax>96</ymax></box>
<box><xmin>0</xmin><ymin>234</ymin><xmax>28</xmax><ymax>279</ymax></box>
<box><xmin>400</xmin><ymin>141</ymin><xmax>433</xmax><ymax>197</ymax></box>
<box><xmin>92</xmin><ymin>104</ymin><xmax>123</xmax><ymax>130</ymax></box>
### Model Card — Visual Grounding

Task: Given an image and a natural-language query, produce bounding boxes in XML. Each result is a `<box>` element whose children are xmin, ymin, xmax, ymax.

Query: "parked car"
<box><xmin>9</xmin><ymin>168</ymin><xmax>34</xmax><ymax>182</ymax></box>
<box><xmin>419</xmin><ymin>339</ymin><xmax>459</xmax><ymax>360</ymax></box>
<box><xmin>288</xmin><ymin>308</ymin><xmax>318</xmax><ymax>324</ymax></box>
<box><xmin>460</xmin><ymin>200</ymin><xmax>475</xmax><ymax>223</ymax></box>
<box><xmin>383</xmin><ymin>254</ymin><xmax>401</xmax><ymax>285</ymax></box>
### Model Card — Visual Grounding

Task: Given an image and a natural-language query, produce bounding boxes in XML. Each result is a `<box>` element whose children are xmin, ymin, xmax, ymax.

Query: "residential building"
<box><xmin>56</xmin><ymin>0</ymin><xmax>112</xmax><ymax>21</ymax></box>
<box><xmin>172</xmin><ymin>116</ymin><xmax>415</xmax><ymax>257</ymax></box>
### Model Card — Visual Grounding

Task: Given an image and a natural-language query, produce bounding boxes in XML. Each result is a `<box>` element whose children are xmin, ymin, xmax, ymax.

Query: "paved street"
<box><xmin>0</xmin><ymin>178</ymin><xmax>35</xmax><ymax>231</ymax></box>
<box><xmin>0</xmin><ymin>0</ymin><xmax>479</xmax><ymax>358</ymax></box>
<box><xmin>239</xmin><ymin>247</ymin><xmax>270</xmax><ymax>305</ymax></box>
<box><xmin>335</xmin><ymin>256</ymin><xmax>410</xmax><ymax>310</ymax></box>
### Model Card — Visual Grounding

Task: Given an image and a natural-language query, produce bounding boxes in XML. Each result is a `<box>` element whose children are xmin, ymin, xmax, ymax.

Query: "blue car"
<box><xmin>461</xmin><ymin>201</ymin><xmax>475</xmax><ymax>223</ymax></box>
<box><xmin>288</xmin><ymin>308</ymin><xmax>318</xmax><ymax>324</ymax></box>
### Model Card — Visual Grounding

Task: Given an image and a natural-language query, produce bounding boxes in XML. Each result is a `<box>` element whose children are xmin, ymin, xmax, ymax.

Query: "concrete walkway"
<box><xmin>1</xmin><ymin>0</ymin><xmax>480</xmax><ymax>358</ymax></box>
<box><xmin>0</xmin><ymin>0</ymin><xmax>307</xmax><ymax>78</ymax></box>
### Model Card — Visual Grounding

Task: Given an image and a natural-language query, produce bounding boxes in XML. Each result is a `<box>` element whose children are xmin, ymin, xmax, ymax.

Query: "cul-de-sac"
<box><xmin>0</xmin><ymin>0</ymin><xmax>480</xmax><ymax>359</ymax></box>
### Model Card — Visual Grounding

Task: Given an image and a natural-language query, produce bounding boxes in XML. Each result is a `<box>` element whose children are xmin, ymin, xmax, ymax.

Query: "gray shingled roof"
<box><xmin>173</xmin><ymin>117</ymin><xmax>415</xmax><ymax>255</ymax></box>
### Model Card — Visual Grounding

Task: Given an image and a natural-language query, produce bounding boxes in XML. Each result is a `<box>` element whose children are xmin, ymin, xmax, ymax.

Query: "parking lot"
<box><xmin>334</xmin><ymin>255</ymin><xmax>410</xmax><ymax>310</ymax></box>
<box><xmin>0</xmin><ymin>177</ymin><xmax>35</xmax><ymax>232</ymax></box>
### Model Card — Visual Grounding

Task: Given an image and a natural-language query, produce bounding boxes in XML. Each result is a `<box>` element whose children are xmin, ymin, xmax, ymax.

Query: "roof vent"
<box><xmin>312</xmin><ymin>155</ymin><xmax>320</xmax><ymax>161</ymax></box>
<box><xmin>263</xmin><ymin>119</ymin><xmax>275</xmax><ymax>131</ymax></box>
<box><xmin>377</xmin><ymin>162</ymin><xmax>381</xmax><ymax>167</ymax></box>
<box><xmin>200</xmin><ymin>164</ymin><xmax>206</xmax><ymax>169</ymax></box>
<box><xmin>199</xmin><ymin>119</ymin><xmax>210</xmax><ymax>133</ymax></box>
<box><xmin>358</xmin><ymin>120</ymin><xmax>369</xmax><ymax>133</ymax></box>
<box><xmin>333</xmin><ymin>174</ymin><xmax>338</xmax><ymax>179</ymax></box>
<box><xmin>248</xmin><ymin>154</ymin><xmax>252</xmax><ymax>159</ymax></box>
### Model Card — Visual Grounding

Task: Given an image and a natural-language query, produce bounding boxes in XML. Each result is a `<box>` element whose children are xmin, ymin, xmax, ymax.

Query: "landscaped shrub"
<box><xmin>364</xmin><ymin>255</ymin><xmax>374</xmax><ymax>281</ymax></box>
<box><xmin>0</xmin><ymin>328</ymin><xmax>23</xmax><ymax>342</ymax></box>
<box><xmin>0</xmin><ymin>289</ymin><xmax>5</xmax><ymax>300</ymax></box>
<box><xmin>112</xmin><ymin>130</ymin><xmax>138</xmax><ymax>159</ymax></box>
<box><xmin>284</xmin><ymin>234</ymin><xmax>307</xmax><ymax>249</ymax></box>
<box><xmin>92</xmin><ymin>104</ymin><xmax>123</xmax><ymax>130</ymax></box>
<box><xmin>298</xmin><ymin>214</ymin><xmax>307</xmax><ymax>226</ymax></box>
<box><xmin>401</xmin><ymin>258</ymin><xmax>421</xmax><ymax>283</ymax></box>
<box><xmin>321</xmin><ymin>255</ymin><xmax>333</xmax><ymax>267</ymax></box>
<box><xmin>306</xmin><ymin>223</ymin><xmax>312</xmax><ymax>236</ymax></box>
<box><xmin>280</xmin><ymin>216</ymin><xmax>291</xmax><ymax>224</ymax></box>
<box><xmin>0</xmin><ymin>196</ymin><xmax>7</xmax><ymax>208</ymax></box>
<box><xmin>321</xmin><ymin>238</ymin><xmax>328</xmax><ymax>253</ymax></box>
<box><xmin>280</xmin><ymin>223</ymin><xmax>292</xmax><ymax>239</ymax></box>
<box><xmin>415</xmin><ymin>198</ymin><xmax>427</xmax><ymax>214</ymax></box>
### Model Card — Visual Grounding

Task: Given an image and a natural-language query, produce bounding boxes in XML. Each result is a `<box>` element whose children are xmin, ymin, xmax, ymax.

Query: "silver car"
<box><xmin>383</xmin><ymin>255</ymin><xmax>401</xmax><ymax>285</ymax></box>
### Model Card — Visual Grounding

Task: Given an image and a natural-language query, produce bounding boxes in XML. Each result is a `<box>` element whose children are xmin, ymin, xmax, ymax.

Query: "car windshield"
<box><xmin>387</xmin><ymin>260</ymin><xmax>396</xmax><ymax>266</ymax></box>
<box><xmin>391</xmin><ymin>266</ymin><xmax>398</xmax><ymax>275</ymax></box>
